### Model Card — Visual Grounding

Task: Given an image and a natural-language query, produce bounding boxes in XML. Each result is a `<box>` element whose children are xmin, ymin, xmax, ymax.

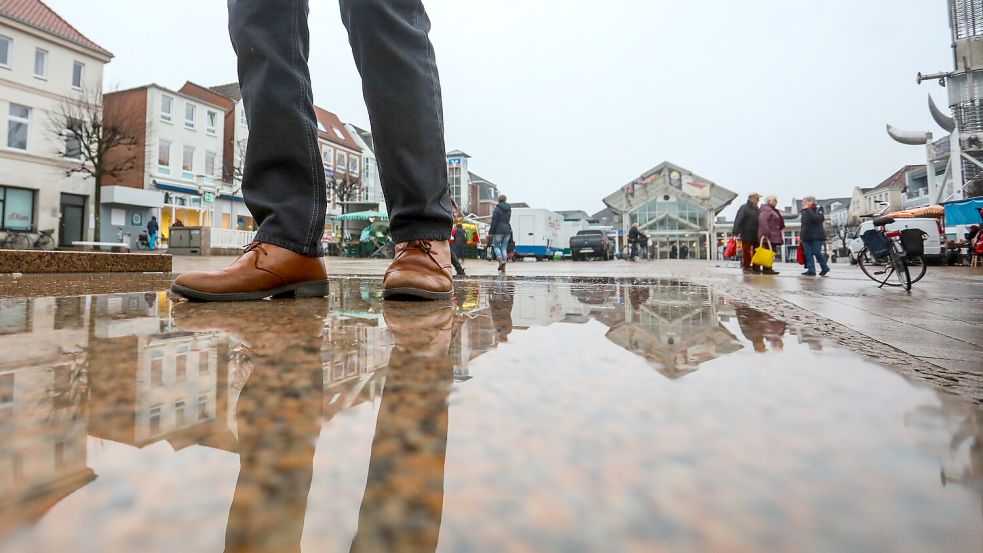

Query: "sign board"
<box><xmin>202</xmin><ymin>192</ymin><xmax>216</xmax><ymax>203</ymax></box>
<box><xmin>682</xmin><ymin>176</ymin><xmax>712</xmax><ymax>199</ymax></box>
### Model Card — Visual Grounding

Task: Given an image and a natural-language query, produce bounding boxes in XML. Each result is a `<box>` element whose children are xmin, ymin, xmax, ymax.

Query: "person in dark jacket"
<box><xmin>628</xmin><ymin>223</ymin><xmax>641</xmax><ymax>261</ymax></box>
<box><xmin>450</xmin><ymin>222</ymin><xmax>467</xmax><ymax>276</ymax></box>
<box><xmin>799</xmin><ymin>196</ymin><xmax>829</xmax><ymax>276</ymax></box>
<box><xmin>756</xmin><ymin>195</ymin><xmax>784</xmax><ymax>275</ymax></box>
<box><xmin>669</xmin><ymin>244</ymin><xmax>677</xmax><ymax>259</ymax></box>
<box><xmin>680</xmin><ymin>244</ymin><xmax>689</xmax><ymax>260</ymax></box>
<box><xmin>147</xmin><ymin>216</ymin><xmax>159</xmax><ymax>251</ymax></box>
<box><xmin>489</xmin><ymin>195</ymin><xmax>512</xmax><ymax>272</ymax></box>
<box><xmin>732</xmin><ymin>193</ymin><xmax>761</xmax><ymax>273</ymax></box>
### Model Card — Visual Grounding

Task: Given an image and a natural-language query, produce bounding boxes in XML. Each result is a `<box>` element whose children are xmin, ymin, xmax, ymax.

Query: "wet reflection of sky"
<box><xmin>0</xmin><ymin>278</ymin><xmax>979</xmax><ymax>553</ymax></box>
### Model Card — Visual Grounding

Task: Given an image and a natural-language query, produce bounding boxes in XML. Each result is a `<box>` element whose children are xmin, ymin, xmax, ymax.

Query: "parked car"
<box><xmin>570</xmin><ymin>230</ymin><xmax>613</xmax><ymax>260</ymax></box>
<box><xmin>848</xmin><ymin>217</ymin><xmax>945</xmax><ymax>264</ymax></box>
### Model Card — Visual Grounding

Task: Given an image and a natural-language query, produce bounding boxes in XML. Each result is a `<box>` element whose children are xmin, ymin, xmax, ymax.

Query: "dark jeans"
<box><xmin>741</xmin><ymin>240</ymin><xmax>759</xmax><ymax>271</ymax></box>
<box><xmin>229</xmin><ymin>0</ymin><xmax>453</xmax><ymax>257</ymax></box>
<box><xmin>802</xmin><ymin>240</ymin><xmax>829</xmax><ymax>274</ymax></box>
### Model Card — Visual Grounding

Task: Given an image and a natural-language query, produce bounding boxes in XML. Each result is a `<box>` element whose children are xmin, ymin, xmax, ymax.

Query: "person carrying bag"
<box><xmin>751</xmin><ymin>237</ymin><xmax>777</xmax><ymax>272</ymax></box>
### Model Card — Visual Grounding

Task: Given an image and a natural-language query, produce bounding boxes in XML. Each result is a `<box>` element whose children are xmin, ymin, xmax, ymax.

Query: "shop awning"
<box><xmin>331</xmin><ymin>210</ymin><xmax>389</xmax><ymax>221</ymax></box>
<box><xmin>943</xmin><ymin>197</ymin><xmax>983</xmax><ymax>226</ymax></box>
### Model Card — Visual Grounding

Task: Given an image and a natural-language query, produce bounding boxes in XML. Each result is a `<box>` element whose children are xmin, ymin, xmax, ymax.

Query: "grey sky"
<box><xmin>48</xmin><ymin>0</ymin><xmax>950</xmax><ymax>216</ymax></box>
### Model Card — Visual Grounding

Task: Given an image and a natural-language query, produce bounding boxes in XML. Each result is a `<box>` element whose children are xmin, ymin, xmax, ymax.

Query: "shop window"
<box><xmin>0</xmin><ymin>299</ymin><xmax>31</xmax><ymax>335</ymax></box>
<box><xmin>0</xmin><ymin>187</ymin><xmax>35</xmax><ymax>231</ymax></box>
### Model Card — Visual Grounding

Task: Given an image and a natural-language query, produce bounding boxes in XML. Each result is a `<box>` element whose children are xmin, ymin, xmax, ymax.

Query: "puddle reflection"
<box><xmin>0</xmin><ymin>278</ymin><xmax>979</xmax><ymax>552</ymax></box>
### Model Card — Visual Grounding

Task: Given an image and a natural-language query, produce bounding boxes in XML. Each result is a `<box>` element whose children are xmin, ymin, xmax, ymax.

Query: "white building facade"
<box><xmin>0</xmin><ymin>4</ymin><xmax>112</xmax><ymax>247</ymax></box>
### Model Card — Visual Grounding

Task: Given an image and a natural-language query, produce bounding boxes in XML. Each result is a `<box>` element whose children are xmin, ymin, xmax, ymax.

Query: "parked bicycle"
<box><xmin>0</xmin><ymin>228</ymin><xmax>55</xmax><ymax>250</ymax></box>
<box><xmin>855</xmin><ymin>216</ymin><xmax>927</xmax><ymax>292</ymax></box>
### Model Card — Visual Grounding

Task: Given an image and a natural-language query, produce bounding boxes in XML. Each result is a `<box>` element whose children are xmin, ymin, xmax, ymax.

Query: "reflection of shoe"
<box><xmin>762</xmin><ymin>269</ymin><xmax>780</xmax><ymax>275</ymax></box>
<box><xmin>742</xmin><ymin>269</ymin><xmax>752</xmax><ymax>274</ymax></box>
<box><xmin>383</xmin><ymin>301</ymin><xmax>453</xmax><ymax>354</ymax></box>
<box><xmin>171</xmin><ymin>299</ymin><xmax>326</xmax><ymax>354</ymax></box>
<box><xmin>801</xmin><ymin>271</ymin><xmax>816</xmax><ymax>276</ymax></box>
<box><xmin>172</xmin><ymin>242</ymin><xmax>328</xmax><ymax>302</ymax></box>
<box><xmin>383</xmin><ymin>241</ymin><xmax>453</xmax><ymax>300</ymax></box>
<box><xmin>498</xmin><ymin>261</ymin><xmax>506</xmax><ymax>273</ymax></box>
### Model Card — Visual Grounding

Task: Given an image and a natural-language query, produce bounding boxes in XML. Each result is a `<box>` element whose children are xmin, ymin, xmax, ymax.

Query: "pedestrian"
<box><xmin>490</xmin><ymin>194</ymin><xmax>512</xmax><ymax>273</ymax></box>
<box><xmin>732</xmin><ymin>192</ymin><xmax>761</xmax><ymax>274</ymax></box>
<box><xmin>680</xmin><ymin>244</ymin><xmax>689</xmax><ymax>260</ymax></box>
<box><xmin>800</xmin><ymin>196</ymin><xmax>830</xmax><ymax>277</ymax></box>
<box><xmin>669</xmin><ymin>244</ymin><xmax>678</xmax><ymax>259</ymax></box>
<box><xmin>173</xmin><ymin>0</ymin><xmax>454</xmax><ymax>301</ymax></box>
<box><xmin>628</xmin><ymin>223</ymin><xmax>640</xmax><ymax>261</ymax></box>
<box><xmin>756</xmin><ymin>195</ymin><xmax>784</xmax><ymax>275</ymax></box>
<box><xmin>639</xmin><ymin>232</ymin><xmax>649</xmax><ymax>260</ymax></box>
<box><xmin>147</xmin><ymin>216</ymin><xmax>159</xmax><ymax>251</ymax></box>
<box><xmin>450</xmin><ymin>221</ymin><xmax>466</xmax><ymax>276</ymax></box>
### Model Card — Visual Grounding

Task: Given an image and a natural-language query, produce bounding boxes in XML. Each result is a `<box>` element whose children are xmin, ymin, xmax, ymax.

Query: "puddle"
<box><xmin>0</xmin><ymin>278</ymin><xmax>979</xmax><ymax>552</ymax></box>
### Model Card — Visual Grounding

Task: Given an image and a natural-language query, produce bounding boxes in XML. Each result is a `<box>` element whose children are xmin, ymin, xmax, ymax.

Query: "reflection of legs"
<box><xmin>350</xmin><ymin>317</ymin><xmax>453</xmax><ymax>553</ymax></box>
<box><xmin>225</xmin><ymin>342</ymin><xmax>323</xmax><ymax>552</ymax></box>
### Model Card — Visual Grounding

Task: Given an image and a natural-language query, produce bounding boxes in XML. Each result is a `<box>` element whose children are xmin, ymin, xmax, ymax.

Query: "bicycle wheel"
<box><xmin>3</xmin><ymin>233</ymin><xmax>30</xmax><ymax>250</ymax></box>
<box><xmin>35</xmin><ymin>235</ymin><xmax>55</xmax><ymax>250</ymax></box>
<box><xmin>891</xmin><ymin>250</ymin><xmax>911</xmax><ymax>291</ymax></box>
<box><xmin>857</xmin><ymin>247</ymin><xmax>899</xmax><ymax>287</ymax></box>
<box><xmin>904</xmin><ymin>255</ymin><xmax>927</xmax><ymax>285</ymax></box>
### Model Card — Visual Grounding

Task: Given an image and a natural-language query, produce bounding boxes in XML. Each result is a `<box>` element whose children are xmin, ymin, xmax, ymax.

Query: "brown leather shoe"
<box><xmin>172</xmin><ymin>241</ymin><xmax>329</xmax><ymax>302</ymax></box>
<box><xmin>383</xmin><ymin>240</ymin><xmax>453</xmax><ymax>300</ymax></box>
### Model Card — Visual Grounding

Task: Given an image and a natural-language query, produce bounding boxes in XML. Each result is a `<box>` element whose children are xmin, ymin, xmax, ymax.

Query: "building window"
<box><xmin>7</xmin><ymin>104</ymin><xmax>30</xmax><ymax>151</ymax></box>
<box><xmin>0</xmin><ymin>35</ymin><xmax>10</xmax><ymax>68</ymax></box>
<box><xmin>205</xmin><ymin>152</ymin><xmax>217</xmax><ymax>183</ymax></box>
<box><xmin>350</xmin><ymin>156</ymin><xmax>359</xmax><ymax>176</ymax></box>
<box><xmin>161</xmin><ymin>95</ymin><xmax>173</xmax><ymax>123</ymax></box>
<box><xmin>239</xmin><ymin>108</ymin><xmax>247</xmax><ymax>127</ymax></box>
<box><xmin>72</xmin><ymin>61</ymin><xmax>84</xmax><ymax>89</ymax></box>
<box><xmin>332</xmin><ymin>127</ymin><xmax>345</xmax><ymax>140</ymax></box>
<box><xmin>174</xmin><ymin>400</ymin><xmax>186</xmax><ymax>427</ymax></box>
<box><xmin>198</xmin><ymin>351</ymin><xmax>209</xmax><ymax>375</ymax></box>
<box><xmin>206</xmin><ymin>110</ymin><xmax>217</xmax><ymax>135</ymax></box>
<box><xmin>158</xmin><ymin>139</ymin><xmax>171</xmax><ymax>174</ymax></box>
<box><xmin>336</xmin><ymin>151</ymin><xmax>347</xmax><ymax>172</ymax></box>
<box><xmin>33</xmin><ymin>48</ymin><xmax>47</xmax><ymax>78</ymax></box>
<box><xmin>149</xmin><ymin>405</ymin><xmax>162</xmax><ymax>435</ymax></box>
<box><xmin>322</xmin><ymin>146</ymin><xmax>333</xmax><ymax>169</ymax></box>
<box><xmin>0</xmin><ymin>187</ymin><xmax>35</xmax><ymax>231</ymax></box>
<box><xmin>183</xmin><ymin>145</ymin><xmax>195</xmax><ymax>179</ymax></box>
<box><xmin>64</xmin><ymin>118</ymin><xmax>82</xmax><ymax>159</ymax></box>
<box><xmin>150</xmin><ymin>351</ymin><xmax>163</xmax><ymax>386</ymax></box>
<box><xmin>0</xmin><ymin>373</ymin><xmax>12</xmax><ymax>424</ymax></box>
<box><xmin>184</xmin><ymin>104</ymin><xmax>196</xmax><ymax>129</ymax></box>
<box><xmin>197</xmin><ymin>394</ymin><xmax>209</xmax><ymax>421</ymax></box>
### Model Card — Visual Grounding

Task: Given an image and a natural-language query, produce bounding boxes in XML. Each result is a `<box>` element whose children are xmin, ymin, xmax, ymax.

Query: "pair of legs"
<box><xmin>173</xmin><ymin>0</ymin><xmax>454</xmax><ymax>301</ymax></box>
<box><xmin>492</xmin><ymin>234</ymin><xmax>509</xmax><ymax>264</ymax></box>
<box><xmin>802</xmin><ymin>240</ymin><xmax>829</xmax><ymax>275</ymax></box>
<box><xmin>148</xmin><ymin>232</ymin><xmax>157</xmax><ymax>251</ymax></box>
<box><xmin>741</xmin><ymin>240</ymin><xmax>760</xmax><ymax>272</ymax></box>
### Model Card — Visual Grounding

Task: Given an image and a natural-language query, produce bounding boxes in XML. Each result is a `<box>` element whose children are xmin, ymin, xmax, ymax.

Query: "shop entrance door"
<box><xmin>59</xmin><ymin>193</ymin><xmax>86</xmax><ymax>247</ymax></box>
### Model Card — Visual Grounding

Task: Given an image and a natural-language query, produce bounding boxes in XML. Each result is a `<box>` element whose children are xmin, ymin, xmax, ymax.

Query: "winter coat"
<box><xmin>800</xmin><ymin>207</ymin><xmax>827</xmax><ymax>241</ymax></box>
<box><xmin>628</xmin><ymin>227</ymin><xmax>640</xmax><ymax>244</ymax></box>
<box><xmin>757</xmin><ymin>204</ymin><xmax>785</xmax><ymax>245</ymax></box>
<box><xmin>490</xmin><ymin>202</ymin><xmax>512</xmax><ymax>235</ymax></box>
<box><xmin>732</xmin><ymin>201</ymin><xmax>760</xmax><ymax>243</ymax></box>
<box><xmin>147</xmin><ymin>219</ymin><xmax>159</xmax><ymax>234</ymax></box>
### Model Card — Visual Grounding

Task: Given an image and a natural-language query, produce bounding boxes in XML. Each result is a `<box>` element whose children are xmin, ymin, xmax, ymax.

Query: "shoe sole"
<box><xmin>383</xmin><ymin>287</ymin><xmax>452</xmax><ymax>301</ymax></box>
<box><xmin>171</xmin><ymin>280</ymin><xmax>330</xmax><ymax>302</ymax></box>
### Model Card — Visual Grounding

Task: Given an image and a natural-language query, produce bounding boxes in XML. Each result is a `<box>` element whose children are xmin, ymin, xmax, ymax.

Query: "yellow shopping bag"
<box><xmin>751</xmin><ymin>237</ymin><xmax>776</xmax><ymax>269</ymax></box>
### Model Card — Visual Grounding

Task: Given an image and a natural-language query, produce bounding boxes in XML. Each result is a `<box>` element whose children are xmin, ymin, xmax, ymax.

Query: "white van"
<box><xmin>511</xmin><ymin>208</ymin><xmax>563</xmax><ymax>259</ymax></box>
<box><xmin>848</xmin><ymin>217</ymin><xmax>945</xmax><ymax>263</ymax></box>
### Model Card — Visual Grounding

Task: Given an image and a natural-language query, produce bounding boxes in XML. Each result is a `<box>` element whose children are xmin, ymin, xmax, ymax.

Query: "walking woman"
<box><xmin>757</xmin><ymin>195</ymin><xmax>784</xmax><ymax>275</ymax></box>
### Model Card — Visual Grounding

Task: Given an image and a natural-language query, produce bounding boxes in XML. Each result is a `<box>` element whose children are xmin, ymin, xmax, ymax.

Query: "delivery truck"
<box><xmin>510</xmin><ymin>208</ymin><xmax>564</xmax><ymax>260</ymax></box>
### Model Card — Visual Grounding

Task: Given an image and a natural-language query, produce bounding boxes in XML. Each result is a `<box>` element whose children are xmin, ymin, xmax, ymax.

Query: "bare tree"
<box><xmin>223</xmin><ymin>138</ymin><xmax>248</xmax><ymax>194</ymax></box>
<box><xmin>47</xmin><ymin>89</ymin><xmax>143</xmax><ymax>236</ymax></box>
<box><xmin>327</xmin><ymin>171</ymin><xmax>362</xmax><ymax>242</ymax></box>
<box><xmin>830</xmin><ymin>221</ymin><xmax>856</xmax><ymax>252</ymax></box>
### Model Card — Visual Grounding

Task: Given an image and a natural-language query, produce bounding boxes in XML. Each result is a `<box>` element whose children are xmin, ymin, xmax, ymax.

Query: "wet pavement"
<box><xmin>0</xmin><ymin>277</ymin><xmax>981</xmax><ymax>552</ymax></box>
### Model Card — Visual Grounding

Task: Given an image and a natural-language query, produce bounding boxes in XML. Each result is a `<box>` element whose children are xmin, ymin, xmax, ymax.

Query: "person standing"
<box><xmin>757</xmin><ymin>195</ymin><xmax>784</xmax><ymax>275</ymax></box>
<box><xmin>172</xmin><ymin>0</ymin><xmax>454</xmax><ymax>301</ymax></box>
<box><xmin>732</xmin><ymin>193</ymin><xmax>761</xmax><ymax>274</ymax></box>
<box><xmin>450</xmin><ymin>221</ymin><xmax>467</xmax><ymax>276</ymax></box>
<box><xmin>628</xmin><ymin>223</ymin><xmax>640</xmax><ymax>261</ymax></box>
<box><xmin>680</xmin><ymin>243</ymin><xmax>689</xmax><ymax>260</ymax></box>
<box><xmin>669</xmin><ymin>244</ymin><xmax>678</xmax><ymax>259</ymax></box>
<box><xmin>800</xmin><ymin>196</ymin><xmax>830</xmax><ymax>277</ymax></box>
<box><xmin>146</xmin><ymin>216</ymin><xmax>159</xmax><ymax>251</ymax></box>
<box><xmin>489</xmin><ymin>195</ymin><xmax>512</xmax><ymax>273</ymax></box>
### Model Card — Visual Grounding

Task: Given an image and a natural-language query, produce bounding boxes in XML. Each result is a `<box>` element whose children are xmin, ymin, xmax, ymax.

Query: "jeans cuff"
<box><xmin>391</xmin><ymin>229</ymin><xmax>451</xmax><ymax>243</ymax></box>
<box><xmin>254</xmin><ymin>231</ymin><xmax>324</xmax><ymax>257</ymax></box>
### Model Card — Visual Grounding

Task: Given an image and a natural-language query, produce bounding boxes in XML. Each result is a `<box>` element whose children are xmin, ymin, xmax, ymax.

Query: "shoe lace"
<box><xmin>399</xmin><ymin>240</ymin><xmax>445</xmax><ymax>270</ymax></box>
<box><xmin>243</xmin><ymin>241</ymin><xmax>268</xmax><ymax>256</ymax></box>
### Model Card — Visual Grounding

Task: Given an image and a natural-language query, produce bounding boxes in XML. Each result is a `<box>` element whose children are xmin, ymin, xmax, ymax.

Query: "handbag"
<box><xmin>724</xmin><ymin>238</ymin><xmax>737</xmax><ymax>258</ymax></box>
<box><xmin>796</xmin><ymin>244</ymin><xmax>805</xmax><ymax>265</ymax></box>
<box><xmin>751</xmin><ymin>237</ymin><xmax>776</xmax><ymax>269</ymax></box>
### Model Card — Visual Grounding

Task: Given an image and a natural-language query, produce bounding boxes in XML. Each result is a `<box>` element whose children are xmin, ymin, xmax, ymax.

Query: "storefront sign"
<box><xmin>203</xmin><ymin>192</ymin><xmax>216</xmax><ymax>203</ymax></box>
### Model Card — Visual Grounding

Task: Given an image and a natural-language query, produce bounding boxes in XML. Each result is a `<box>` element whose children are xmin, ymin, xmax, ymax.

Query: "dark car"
<box><xmin>570</xmin><ymin>230</ymin><xmax>613</xmax><ymax>261</ymax></box>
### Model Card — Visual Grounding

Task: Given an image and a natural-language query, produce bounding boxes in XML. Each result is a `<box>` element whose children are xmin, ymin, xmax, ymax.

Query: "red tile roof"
<box><xmin>313</xmin><ymin>106</ymin><xmax>361</xmax><ymax>152</ymax></box>
<box><xmin>872</xmin><ymin>164</ymin><xmax>921</xmax><ymax>191</ymax></box>
<box><xmin>0</xmin><ymin>0</ymin><xmax>112</xmax><ymax>58</ymax></box>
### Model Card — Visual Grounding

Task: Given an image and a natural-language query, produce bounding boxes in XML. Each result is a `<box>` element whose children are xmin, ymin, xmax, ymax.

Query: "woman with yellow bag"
<box><xmin>755</xmin><ymin>195</ymin><xmax>784</xmax><ymax>275</ymax></box>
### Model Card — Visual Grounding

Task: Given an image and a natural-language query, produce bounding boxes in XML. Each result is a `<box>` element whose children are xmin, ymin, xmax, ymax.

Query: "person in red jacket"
<box><xmin>757</xmin><ymin>195</ymin><xmax>785</xmax><ymax>275</ymax></box>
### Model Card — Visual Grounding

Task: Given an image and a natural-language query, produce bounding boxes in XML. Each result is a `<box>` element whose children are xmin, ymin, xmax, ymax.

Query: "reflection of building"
<box><xmin>0</xmin><ymin>296</ymin><xmax>95</xmax><ymax>533</ymax></box>
<box><xmin>603</xmin><ymin>162</ymin><xmax>738</xmax><ymax>259</ymax></box>
<box><xmin>0</xmin><ymin>1</ymin><xmax>113</xmax><ymax>247</ymax></box>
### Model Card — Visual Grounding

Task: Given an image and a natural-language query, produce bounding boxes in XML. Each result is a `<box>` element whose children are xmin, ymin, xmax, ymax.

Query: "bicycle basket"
<box><xmin>861</xmin><ymin>229</ymin><xmax>890</xmax><ymax>260</ymax></box>
<box><xmin>899</xmin><ymin>228</ymin><xmax>926</xmax><ymax>257</ymax></box>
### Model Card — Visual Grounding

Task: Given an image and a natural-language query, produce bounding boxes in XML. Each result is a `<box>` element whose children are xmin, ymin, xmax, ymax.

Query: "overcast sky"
<box><xmin>48</xmin><ymin>0</ymin><xmax>951</xmax><ymax>216</ymax></box>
